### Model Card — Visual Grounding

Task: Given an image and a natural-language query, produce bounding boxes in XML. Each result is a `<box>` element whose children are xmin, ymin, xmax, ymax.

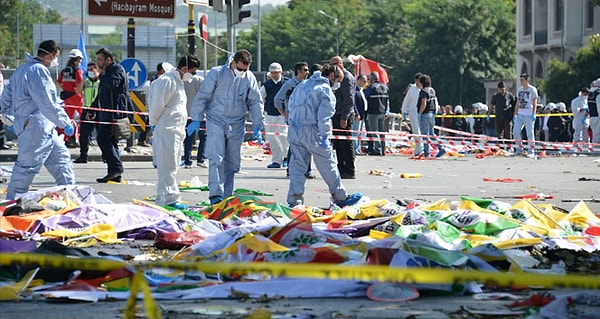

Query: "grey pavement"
<box><xmin>1</xmin><ymin>142</ymin><xmax>600</xmax><ymax>318</ymax></box>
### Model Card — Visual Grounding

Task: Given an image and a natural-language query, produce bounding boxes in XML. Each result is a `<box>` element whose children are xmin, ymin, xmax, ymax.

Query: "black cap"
<box><xmin>497</xmin><ymin>81</ymin><xmax>505</xmax><ymax>88</ymax></box>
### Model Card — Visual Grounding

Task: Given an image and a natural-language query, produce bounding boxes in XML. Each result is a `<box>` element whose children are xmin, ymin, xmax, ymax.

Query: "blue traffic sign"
<box><xmin>120</xmin><ymin>58</ymin><xmax>147</xmax><ymax>90</ymax></box>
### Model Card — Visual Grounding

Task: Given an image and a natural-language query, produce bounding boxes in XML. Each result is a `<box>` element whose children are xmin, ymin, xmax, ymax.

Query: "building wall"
<box><xmin>516</xmin><ymin>0</ymin><xmax>599</xmax><ymax>102</ymax></box>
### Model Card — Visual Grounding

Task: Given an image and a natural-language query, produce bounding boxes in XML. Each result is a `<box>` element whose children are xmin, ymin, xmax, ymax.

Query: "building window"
<box><xmin>524</xmin><ymin>0</ymin><xmax>532</xmax><ymax>36</ymax></box>
<box><xmin>535</xmin><ymin>61</ymin><xmax>544</xmax><ymax>80</ymax></box>
<box><xmin>555</xmin><ymin>0</ymin><xmax>563</xmax><ymax>31</ymax></box>
<box><xmin>586</xmin><ymin>1</ymin><xmax>595</xmax><ymax>29</ymax></box>
<box><xmin>520</xmin><ymin>63</ymin><xmax>528</xmax><ymax>77</ymax></box>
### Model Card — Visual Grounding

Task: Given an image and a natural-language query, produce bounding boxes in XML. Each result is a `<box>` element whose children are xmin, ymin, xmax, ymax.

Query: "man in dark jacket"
<box><xmin>93</xmin><ymin>47</ymin><xmax>133</xmax><ymax>183</ymax></box>
<box><xmin>364</xmin><ymin>72</ymin><xmax>389</xmax><ymax>156</ymax></box>
<box><xmin>329</xmin><ymin>56</ymin><xmax>356</xmax><ymax>179</ymax></box>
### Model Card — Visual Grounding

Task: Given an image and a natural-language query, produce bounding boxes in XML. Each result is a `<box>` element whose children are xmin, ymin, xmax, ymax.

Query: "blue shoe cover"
<box><xmin>210</xmin><ymin>196</ymin><xmax>224</xmax><ymax>205</ymax></box>
<box><xmin>335</xmin><ymin>193</ymin><xmax>363</xmax><ymax>208</ymax></box>
<box><xmin>436</xmin><ymin>148</ymin><xmax>446</xmax><ymax>158</ymax></box>
<box><xmin>168</xmin><ymin>202</ymin><xmax>189</xmax><ymax>210</ymax></box>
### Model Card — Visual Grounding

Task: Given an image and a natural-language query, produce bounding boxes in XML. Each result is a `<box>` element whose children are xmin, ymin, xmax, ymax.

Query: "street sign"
<box><xmin>183</xmin><ymin>0</ymin><xmax>209</xmax><ymax>5</ymax></box>
<box><xmin>89</xmin><ymin>0</ymin><xmax>175</xmax><ymax>19</ymax></box>
<box><xmin>200</xmin><ymin>14</ymin><xmax>208</xmax><ymax>41</ymax></box>
<box><xmin>120</xmin><ymin>58</ymin><xmax>147</xmax><ymax>90</ymax></box>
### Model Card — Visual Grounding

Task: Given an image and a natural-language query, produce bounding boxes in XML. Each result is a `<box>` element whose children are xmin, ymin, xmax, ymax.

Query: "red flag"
<box><xmin>348</xmin><ymin>55</ymin><xmax>389</xmax><ymax>84</ymax></box>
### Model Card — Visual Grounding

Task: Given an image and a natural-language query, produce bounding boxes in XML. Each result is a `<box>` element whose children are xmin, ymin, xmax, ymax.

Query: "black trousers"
<box><xmin>332</xmin><ymin>114</ymin><xmax>355</xmax><ymax>177</ymax></box>
<box><xmin>78</xmin><ymin>110</ymin><xmax>97</xmax><ymax>158</ymax></box>
<box><xmin>97</xmin><ymin>124</ymin><xmax>124</xmax><ymax>175</ymax></box>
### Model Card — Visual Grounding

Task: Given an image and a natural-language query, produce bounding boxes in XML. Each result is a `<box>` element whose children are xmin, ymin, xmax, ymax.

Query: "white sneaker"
<box><xmin>197</xmin><ymin>161</ymin><xmax>208</xmax><ymax>168</ymax></box>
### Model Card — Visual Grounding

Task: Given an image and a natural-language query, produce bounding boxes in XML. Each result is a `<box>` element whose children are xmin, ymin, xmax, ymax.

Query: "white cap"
<box><xmin>472</xmin><ymin>102</ymin><xmax>487</xmax><ymax>112</ymax></box>
<box><xmin>454</xmin><ymin>105</ymin><xmax>463</xmax><ymax>114</ymax></box>
<box><xmin>69</xmin><ymin>49</ymin><xmax>83</xmax><ymax>59</ymax></box>
<box><xmin>592</xmin><ymin>78</ymin><xmax>600</xmax><ymax>87</ymax></box>
<box><xmin>268</xmin><ymin>62</ymin><xmax>282</xmax><ymax>72</ymax></box>
<box><xmin>545</xmin><ymin>102</ymin><xmax>556</xmax><ymax>111</ymax></box>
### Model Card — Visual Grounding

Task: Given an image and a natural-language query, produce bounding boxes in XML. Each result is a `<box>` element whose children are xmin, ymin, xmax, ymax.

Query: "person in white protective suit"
<box><xmin>400</xmin><ymin>72</ymin><xmax>423</xmax><ymax>156</ymax></box>
<box><xmin>187</xmin><ymin>50</ymin><xmax>264</xmax><ymax>205</ymax></box>
<box><xmin>571</xmin><ymin>88</ymin><xmax>590</xmax><ymax>143</ymax></box>
<box><xmin>286</xmin><ymin>64</ymin><xmax>363</xmax><ymax>207</ymax></box>
<box><xmin>148</xmin><ymin>57</ymin><xmax>198</xmax><ymax>209</ymax></box>
<box><xmin>0</xmin><ymin>40</ymin><xmax>75</xmax><ymax>200</ymax></box>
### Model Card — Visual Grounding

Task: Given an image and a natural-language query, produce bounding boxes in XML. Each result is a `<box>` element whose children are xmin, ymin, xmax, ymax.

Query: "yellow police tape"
<box><xmin>3</xmin><ymin>252</ymin><xmax>600</xmax><ymax>319</ymax></box>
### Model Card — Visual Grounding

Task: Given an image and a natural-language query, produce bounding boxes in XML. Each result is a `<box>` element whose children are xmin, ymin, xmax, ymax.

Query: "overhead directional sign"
<box><xmin>183</xmin><ymin>0</ymin><xmax>209</xmax><ymax>5</ymax></box>
<box><xmin>120</xmin><ymin>58</ymin><xmax>147</xmax><ymax>90</ymax></box>
<box><xmin>89</xmin><ymin>0</ymin><xmax>175</xmax><ymax>19</ymax></box>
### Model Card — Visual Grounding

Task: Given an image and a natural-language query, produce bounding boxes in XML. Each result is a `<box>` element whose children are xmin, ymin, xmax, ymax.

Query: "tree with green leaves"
<box><xmin>236</xmin><ymin>0</ymin><xmax>515</xmax><ymax>111</ymax></box>
<box><xmin>401</xmin><ymin>0</ymin><xmax>515</xmax><ymax>107</ymax></box>
<box><xmin>541</xmin><ymin>34</ymin><xmax>600</xmax><ymax>105</ymax></box>
<box><xmin>0</xmin><ymin>0</ymin><xmax>62</xmax><ymax>65</ymax></box>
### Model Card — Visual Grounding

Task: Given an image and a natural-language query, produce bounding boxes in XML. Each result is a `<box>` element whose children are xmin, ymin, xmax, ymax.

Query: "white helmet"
<box><xmin>454</xmin><ymin>105</ymin><xmax>463</xmax><ymax>114</ymax></box>
<box><xmin>69</xmin><ymin>49</ymin><xmax>84</xmax><ymax>59</ymax></box>
<box><xmin>557</xmin><ymin>102</ymin><xmax>566</xmax><ymax>112</ymax></box>
<box><xmin>544</xmin><ymin>102</ymin><xmax>556</xmax><ymax>111</ymax></box>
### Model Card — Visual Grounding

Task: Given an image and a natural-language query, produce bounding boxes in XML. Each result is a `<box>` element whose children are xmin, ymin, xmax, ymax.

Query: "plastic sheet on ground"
<box><xmin>1</xmin><ymin>185</ymin><xmax>600</xmax><ymax>310</ymax></box>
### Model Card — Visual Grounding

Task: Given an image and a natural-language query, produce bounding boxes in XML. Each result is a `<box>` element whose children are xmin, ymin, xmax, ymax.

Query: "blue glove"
<box><xmin>513</xmin><ymin>115</ymin><xmax>517</xmax><ymax>122</ymax></box>
<box><xmin>486</xmin><ymin>114</ymin><xmax>491</xmax><ymax>122</ymax></box>
<box><xmin>402</xmin><ymin>112</ymin><xmax>409</xmax><ymax>119</ymax></box>
<box><xmin>150</xmin><ymin>125</ymin><xmax>155</xmax><ymax>133</ymax></box>
<box><xmin>186</xmin><ymin>120</ymin><xmax>201</xmax><ymax>136</ymax></box>
<box><xmin>530</xmin><ymin>114</ymin><xmax>536</xmax><ymax>122</ymax></box>
<box><xmin>318</xmin><ymin>135</ymin><xmax>329</xmax><ymax>149</ymax></box>
<box><xmin>581</xmin><ymin>118</ymin><xmax>587</xmax><ymax>125</ymax></box>
<box><xmin>252</xmin><ymin>126</ymin><xmax>262</xmax><ymax>144</ymax></box>
<box><xmin>7</xmin><ymin>125</ymin><xmax>14</xmax><ymax>133</ymax></box>
<box><xmin>63</xmin><ymin>124</ymin><xmax>75</xmax><ymax>136</ymax></box>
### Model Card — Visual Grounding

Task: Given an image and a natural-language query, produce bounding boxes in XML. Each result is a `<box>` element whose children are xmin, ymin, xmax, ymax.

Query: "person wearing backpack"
<box><xmin>364</xmin><ymin>72</ymin><xmax>389</xmax><ymax>156</ymax></box>
<box><xmin>417</xmin><ymin>74</ymin><xmax>437</xmax><ymax>158</ymax></box>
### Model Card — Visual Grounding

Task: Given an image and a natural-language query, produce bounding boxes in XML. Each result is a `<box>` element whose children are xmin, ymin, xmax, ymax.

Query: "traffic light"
<box><xmin>208</xmin><ymin>0</ymin><xmax>224</xmax><ymax>12</ymax></box>
<box><xmin>232</xmin><ymin>0</ymin><xmax>251</xmax><ymax>24</ymax></box>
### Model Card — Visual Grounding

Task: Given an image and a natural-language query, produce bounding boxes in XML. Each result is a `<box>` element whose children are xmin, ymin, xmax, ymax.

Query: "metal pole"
<box><xmin>203</xmin><ymin>34</ymin><xmax>208</xmax><ymax>76</ymax></box>
<box><xmin>188</xmin><ymin>5</ymin><xmax>196</xmax><ymax>55</ymax></box>
<box><xmin>335</xmin><ymin>18</ymin><xmax>339</xmax><ymax>56</ymax></box>
<box><xmin>227</xmin><ymin>3</ymin><xmax>233</xmax><ymax>52</ymax></box>
<box><xmin>214</xmin><ymin>10</ymin><xmax>218</xmax><ymax>66</ymax></box>
<box><xmin>318</xmin><ymin>10</ymin><xmax>339</xmax><ymax>56</ymax></box>
<box><xmin>127</xmin><ymin>18</ymin><xmax>135</xmax><ymax>58</ymax></box>
<box><xmin>16</xmin><ymin>11</ymin><xmax>20</xmax><ymax>64</ymax></box>
<box><xmin>257</xmin><ymin>0</ymin><xmax>261</xmax><ymax>72</ymax></box>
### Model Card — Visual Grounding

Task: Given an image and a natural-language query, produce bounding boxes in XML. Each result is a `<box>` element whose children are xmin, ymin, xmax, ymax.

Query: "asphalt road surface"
<box><xmin>1</xmin><ymin>144</ymin><xmax>599</xmax><ymax>318</ymax></box>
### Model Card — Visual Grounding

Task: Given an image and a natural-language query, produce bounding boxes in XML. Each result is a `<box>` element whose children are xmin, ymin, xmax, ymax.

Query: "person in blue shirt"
<box><xmin>0</xmin><ymin>40</ymin><xmax>75</xmax><ymax>200</ymax></box>
<box><xmin>187</xmin><ymin>50</ymin><xmax>264</xmax><ymax>205</ymax></box>
<box><xmin>286</xmin><ymin>64</ymin><xmax>362</xmax><ymax>208</ymax></box>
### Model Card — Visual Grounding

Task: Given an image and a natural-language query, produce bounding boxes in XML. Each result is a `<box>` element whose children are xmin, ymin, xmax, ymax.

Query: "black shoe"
<box><xmin>368</xmin><ymin>151</ymin><xmax>383</xmax><ymax>156</ymax></box>
<box><xmin>341</xmin><ymin>173</ymin><xmax>356</xmax><ymax>179</ymax></box>
<box><xmin>74</xmin><ymin>157</ymin><xmax>88</xmax><ymax>164</ymax></box>
<box><xmin>96</xmin><ymin>174</ymin><xmax>122</xmax><ymax>183</ymax></box>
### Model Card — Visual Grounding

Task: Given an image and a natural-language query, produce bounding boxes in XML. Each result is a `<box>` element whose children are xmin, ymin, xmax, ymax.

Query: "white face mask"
<box><xmin>182</xmin><ymin>72</ymin><xmax>193</xmax><ymax>82</ymax></box>
<box><xmin>87</xmin><ymin>71</ymin><xmax>96</xmax><ymax>79</ymax></box>
<box><xmin>331</xmin><ymin>82</ymin><xmax>341</xmax><ymax>91</ymax></box>
<box><xmin>49</xmin><ymin>57</ymin><xmax>59</xmax><ymax>68</ymax></box>
<box><xmin>234</xmin><ymin>69</ymin><xmax>246</xmax><ymax>78</ymax></box>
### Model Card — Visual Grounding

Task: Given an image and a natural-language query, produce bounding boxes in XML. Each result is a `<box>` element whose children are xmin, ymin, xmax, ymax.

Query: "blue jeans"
<box><xmin>419</xmin><ymin>112</ymin><xmax>435</xmax><ymax>157</ymax></box>
<box><xmin>351</xmin><ymin>119</ymin><xmax>364</xmax><ymax>153</ymax></box>
<box><xmin>512</xmin><ymin>114</ymin><xmax>535</xmax><ymax>154</ymax></box>
<box><xmin>184</xmin><ymin>120</ymin><xmax>206</xmax><ymax>165</ymax></box>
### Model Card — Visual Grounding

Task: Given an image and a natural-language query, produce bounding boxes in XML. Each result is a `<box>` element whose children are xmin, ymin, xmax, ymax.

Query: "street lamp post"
<box><xmin>318</xmin><ymin>10</ymin><xmax>339</xmax><ymax>56</ymax></box>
